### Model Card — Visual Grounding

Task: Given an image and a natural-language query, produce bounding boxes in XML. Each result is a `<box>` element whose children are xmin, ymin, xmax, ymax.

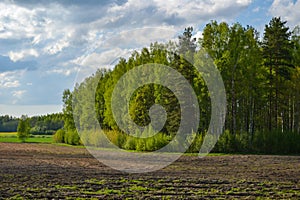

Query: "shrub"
<box><xmin>83</xmin><ymin>130</ymin><xmax>113</xmax><ymax>148</ymax></box>
<box><xmin>154</xmin><ymin>133</ymin><xmax>171</xmax><ymax>151</ymax></box>
<box><xmin>187</xmin><ymin>132</ymin><xmax>203</xmax><ymax>153</ymax></box>
<box><xmin>136</xmin><ymin>138</ymin><xmax>147</xmax><ymax>151</ymax></box>
<box><xmin>64</xmin><ymin>129</ymin><xmax>80</xmax><ymax>145</ymax></box>
<box><xmin>79</xmin><ymin>130</ymin><xmax>90</xmax><ymax>146</ymax></box>
<box><xmin>252</xmin><ymin>130</ymin><xmax>300</xmax><ymax>154</ymax></box>
<box><xmin>103</xmin><ymin>130</ymin><xmax>127</xmax><ymax>148</ymax></box>
<box><xmin>53</xmin><ymin>129</ymin><xmax>65</xmax><ymax>143</ymax></box>
<box><xmin>124</xmin><ymin>136</ymin><xmax>137</xmax><ymax>150</ymax></box>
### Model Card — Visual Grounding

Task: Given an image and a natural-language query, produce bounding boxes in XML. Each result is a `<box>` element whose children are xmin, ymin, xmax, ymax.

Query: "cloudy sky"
<box><xmin>0</xmin><ymin>0</ymin><xmax>299</xmax><ymax>117</ymax></box>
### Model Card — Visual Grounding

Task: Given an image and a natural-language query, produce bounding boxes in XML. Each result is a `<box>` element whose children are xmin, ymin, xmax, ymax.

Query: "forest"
<box><xmin>56</xmin><ymin>17</ymin><xmax>300</xmax><ymax>154</ymax></box>
<box><xmin>0</xmin><ymin>115</ymin><xmax>18</xmax><ymax>132</ymax></box>
<box><xmin>0</xmin><ymin>113</ymin><xmax>64</xmax><ymax>135</ymax></box>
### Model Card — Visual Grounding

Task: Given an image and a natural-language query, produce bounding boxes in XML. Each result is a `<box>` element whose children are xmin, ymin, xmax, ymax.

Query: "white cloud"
<box><xmin>8</xmin><ymin>49</ymin><xmax>39</xmax><ymax>62</ymax></box>
<box><xmin>12</xmin><ymin>90</ymin><xmax>26</xmax><ymax>99</ymax></box>
<box><xmin>2</xmin><ymin>80</ymin><xmax>20</xmax><ymax>88</ymax></box>
<box><xmin>104</xmin><ymin>27</ymin><xmax>177</xmax><ymax>49</ymax></box>
<box><xmin>46</xmin><ymin>68</ymin><xmax>74</xmax><ymax>76</ymax></box>
<box><xmin>71</xmin><ymin>48</ymin><xmax>131</xmax><ymax>83</ymax></box>
<box><xmin>77</xmin><ymin>51</ymin><xmax>120</xmax><ymax>68</ymax></box>
<box><xmin>1</xmin><ymin>0</ymin><xmax>254</xmax><ymax>67</ymax></box>
<box><xmin>108</xmin><ymin>0</ymin><xmax>152</xmax><ymax>13</ymax></box>
<box><xmin>0</xmin><ymin>71</ymin><xmax>24</xmax><ymax>88</ymax></box>
<box><xmin>11</xmin><ymin>89</ymin><xmax>27</xmax><ymax>104</ymax></box>
<box><xmin>0</xmin><ymin>0</ymin><xmax>257</xmax><ymax>112</ymax></box>
<box><xmin>0</xmin><ymin>3</ymin><xmax>45</xmax><ymax>40</ymax></box>
<box><xmin>0</xmin><ymin>2</ymin><xmax>68</xmax><ymax>41</ymax></box>
<box><xmin>43</xmin><ymin>39</ymin><xmax>70</xmax><ymax>55</ymax></box>
<box><xmin>269</xmin><ymin>0</ymin><xmax>300</xmax><ymax>27</ymax></box>
<box><xmin>107</xmin><ymin>0</ymin><xmax>252</xmax><ymax>28</ymax></box>
<box><xmin>155</xmin><ymin>0</ymin><xmax>252</xmax><ymax>17</ymax></box>
<box><xmin>193</xmin><ymin>30</ymin><xmax>203</xmax><ymax>41</ymax></box>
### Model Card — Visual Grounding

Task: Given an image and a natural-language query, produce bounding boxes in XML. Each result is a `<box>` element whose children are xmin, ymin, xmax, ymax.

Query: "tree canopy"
<box><xmin>59</xmin><ymin>17</ymin><xmax>300</xmax><ymax>154</ymax></box>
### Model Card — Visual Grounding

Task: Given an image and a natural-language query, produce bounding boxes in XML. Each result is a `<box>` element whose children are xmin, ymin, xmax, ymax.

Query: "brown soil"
<box><xmin>0</xmin><ymin>143</ymin><xmax>299</xmax><ymax>199</ymax></box>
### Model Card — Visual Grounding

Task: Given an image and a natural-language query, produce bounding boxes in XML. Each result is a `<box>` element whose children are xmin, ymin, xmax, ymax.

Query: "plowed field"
<box><xmin>0</xmin><ymin>143</ymin><xmax>299</xmax><ymax>199</ymax></box>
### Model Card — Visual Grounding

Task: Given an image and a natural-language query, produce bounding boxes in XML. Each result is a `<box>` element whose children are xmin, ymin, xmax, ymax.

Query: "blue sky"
<box><xmin>0</xmin><ymin>0</ymin><xmax>300</xmax><ymax>117</ymax></box>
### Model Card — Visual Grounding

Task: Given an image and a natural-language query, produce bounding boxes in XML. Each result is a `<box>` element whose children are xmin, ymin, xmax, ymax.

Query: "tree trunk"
<box><xmin>269</xmin><ymin>63</ymin><xmax>273</xmax><ymax>131</ymax></box>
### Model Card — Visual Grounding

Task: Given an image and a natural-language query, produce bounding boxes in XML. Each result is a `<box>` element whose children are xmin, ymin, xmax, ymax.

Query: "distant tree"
<box><xmin>17</xmin><ymin>117</ymin><xmax>30</xmax><ymax>142</ymax></box>
<box><xmin>178</xmin><ymin>26</ymin><xmax>197</xmax><ymax>54</ymax></box>
<box><xmin>63</xmin><ymin>89</ymin><xmax>76</xmax><ymax>131</ymax></box>
<box><xmin>0</xmin><ymin>115</ymin><xmax>19</xmax><ymax>132</ymax></box>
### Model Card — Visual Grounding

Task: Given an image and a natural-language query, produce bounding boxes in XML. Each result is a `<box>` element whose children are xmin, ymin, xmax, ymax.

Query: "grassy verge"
<box><xmin>0</xmin><ymin>132</ymin><xmax>53</xmax><ymax>143</ymax></box>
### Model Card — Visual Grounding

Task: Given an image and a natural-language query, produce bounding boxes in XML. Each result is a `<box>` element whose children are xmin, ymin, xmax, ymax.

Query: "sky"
<box><xmin>0</xmin><ymin>0</ymin><xmax>300</xmax><ymax>117</ymax></box>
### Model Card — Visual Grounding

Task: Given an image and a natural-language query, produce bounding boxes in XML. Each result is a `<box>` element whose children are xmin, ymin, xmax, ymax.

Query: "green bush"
<box><xmin>64</xmin><ymin>129</ymin><xmax>80</xmax><ymax>145</ymax></box>
<box><xmin>214</xmin><ymin>130</ymin><xmax>234</xmax><ymax>153</ymax></box>
<box><xmin>79</xmin><ymin>130</ymin><xmax>90</xmax><ymax>146</ymax></box>
<box><xmin>90</xmin><ymin>131</ymin><xmax>110</xmax><ymax>148</ymax></box>
<box><xmin>153</xmin><ymin>133</ymin><xmax>171</xmax><ymax>151</ymax></box>
<box><xmin>124</xmin><ymin>136</ymin><xmax>136</xmax><ymax>150</ymax></box>
<box><xmin>252</xmin><ymin>130</ymin><xmax>300</xmax><ymax>154</ymax></box>
<box><xmin>187</xmin><ymin>133</ymin><xmax>203</xmax><ymax>153</ymax></box>
<box><xmin>55</xmin><ymin>126</ymin><xmax>300</xmax><ymax>154</ymax></box>
<box><xmin>145</xmin><ymin>136</ymin><xmax>156</xmax><ymax>151</ymax></box>
<box><xmin>53</xmin><ymin>129</ymin><xmax>65</xmax><ymax>143</ymax></box>
<box><xmin>212</xmin><ymin>129</ymin><xmax>300</xmax><ymax>154</ymax></box>
<box><xmin>136</xmin><ymin>138</ymin><xmax>147</xmax><ymax>151</ymax></box>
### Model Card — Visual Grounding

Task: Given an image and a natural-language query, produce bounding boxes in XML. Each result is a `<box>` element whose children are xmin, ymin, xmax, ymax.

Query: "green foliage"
<box><xmin>215</xmin><ymin>130</ymin><xmax>236</xmax><ymax>153</ymax></box>
<box><xmin>64</xmin><ymin>130</ymin><xmax>80</xmax><ymax>145</ymax></box>
<box><xmin>0</xmin><ymin>115</ymin><xmax>18</xmax><ymax>132</ymax></box>
<box><xmin>17</xmin><ymin>118</ymin><xmax>30</xmax><ymax>142</ymax></box>
<box><xmin>252</xmin><ymin>130</ymin><xmax>300</xmax><ymax>154</ymax></box>
<box><xmin>178</xmin><ymin>26</ymin><xmax>197</xmax><ymax>54</ymax></box>
<box><xmin>58</xmin><ymin>19</ymin><xmax>300</xmax><ymax>155</ymax></box>
<box><xmin>212</xmin><ymin>130</ymin><xmax>300</xmax><ymax>154</ymax></box>
<box><xmin>124</xmin><ymin>136</ymin><xmax>137</xmax><ymax>150</ymax></box>
<box><xmin>53</xmin><ymin>129</ymin><xmax>65</xmax><ymax>143</ymax></box>
<box><xmin>186</xmin><ymin>132</ymin><xmax>203</xmax><ymax>153</ymax></box>
<box><xmin>0</xmin><ymin>113</ymin><xmax>64</xmax><ymax>134</ymax></box>
<box><xmin>63</xmin><ymin>89</ymin><xmax>76</xmax><ymax>131</ymax></box>
<box><xmin>82</xmin><ymin>130</ymin><xmax>110</xmax><ymax>148</ymax></box>
<box><xmin>105</xmin><ymin>130</ymin><xmax>127</xmax><ymax>148</ymax></box>
<box><xmin>29</xmin><ymin>113</ymin><xmax>64</xmax><ymax>135</ymax></box>
<box><xmin>262</xmin><ymin>17</ymin><xmax>294</xmax><ymax>131</ymax></box>
<box><xmin>78</xmin><ymin>129</ymin><xmax>171</xmax><ymax>152</ymax></box>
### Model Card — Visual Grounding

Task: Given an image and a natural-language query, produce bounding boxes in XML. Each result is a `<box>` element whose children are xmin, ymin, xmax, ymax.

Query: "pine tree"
<box><xmin>263</xmin><ymin>17</ymin><xmax>293</xmax><ymax>131</ymax></box>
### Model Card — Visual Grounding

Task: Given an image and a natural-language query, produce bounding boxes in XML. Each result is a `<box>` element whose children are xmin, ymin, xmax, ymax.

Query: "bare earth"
<box><xmin>0</xmin><ymin>143</ymin><xmax>299</xmax><ymax>199</ymax></box>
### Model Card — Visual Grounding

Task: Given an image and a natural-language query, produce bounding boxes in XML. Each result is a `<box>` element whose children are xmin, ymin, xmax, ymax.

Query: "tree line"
<box><xmin>0</xmin><ymin>115</ymin><xmax>19</xmax><ymax>132</ymax></box>
<box><xmin>0</xmin><ymin>114</ymin><xmax>64</xmax><ymax>135</ymax></box>
<box><xmin>57</xmin><ymin>17</ymin><xmax>300</xmax><ymax>154</ymax></box>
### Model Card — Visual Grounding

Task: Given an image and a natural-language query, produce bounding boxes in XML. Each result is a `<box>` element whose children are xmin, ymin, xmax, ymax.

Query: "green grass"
<box><xmin>0</xmin><ymin>137</ymin><xmax>53</xmax><ymax>143</ymax></box>
<box><xmin>129</xmin><ymin>185</ymin><xmax>149</xmax><ymax>192</ymax></box>
<box><xmin>0</xmin><ymin>133</ymin><xmax>53</xmax><ymax>143</ymax></box>
<box><xmin>85</xmin><ymin>178</ymin><xmax>106</xmax><ymax>185</ymax></box>
<box><xmin>55</xmin><ymin>184</ymin><xmax>78</xmax><ymax>190</ymax></box>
